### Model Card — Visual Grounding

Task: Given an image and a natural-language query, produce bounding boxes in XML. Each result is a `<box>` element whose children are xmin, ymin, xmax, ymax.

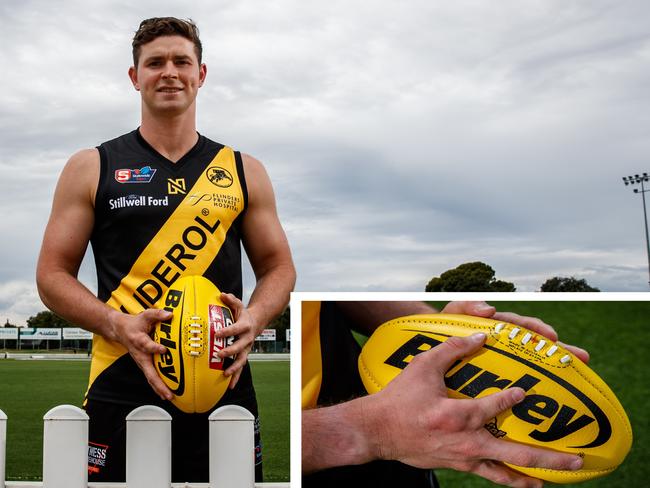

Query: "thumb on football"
<box><xmin>138</xmin><ymin>309</ymin><xmax>171</xmax><ymax>354</ymax></box>
<box><xmin>141</xmin><ymin>308</ymin><xmax>173</xmax><ymax>323</ymax></box>
<box><xmin>441</xmin><ymin>301</ymin><xmax>496</xmax><ymax>317</ymax></box>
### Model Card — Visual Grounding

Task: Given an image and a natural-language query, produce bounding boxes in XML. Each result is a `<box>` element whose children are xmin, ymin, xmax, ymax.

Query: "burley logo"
<box><xmin>156</xmin><ymin>289</ymin><xmax>185</xmax><ymax>394</ymax></box>
<box><xmin>115</xmin><ymin>166</ymin><xmax>157</xmax><ymax>183</ymax></box>
<box><xmin>384</xmin><ymin>333</ymin><xmax>612</xmax><ymax>448</ymax></box>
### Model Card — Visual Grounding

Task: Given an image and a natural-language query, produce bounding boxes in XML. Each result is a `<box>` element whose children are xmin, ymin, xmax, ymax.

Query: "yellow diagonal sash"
<box><xmin>87</xmin><ymin>147</ymin><xmax>244</xmax><ymax>393</ymax></box>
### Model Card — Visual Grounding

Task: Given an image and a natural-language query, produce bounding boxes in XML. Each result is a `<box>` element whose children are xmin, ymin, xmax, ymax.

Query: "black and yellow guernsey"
<box><xmin>87</xmin><ymin>129</ymin><xmax>248</xmax><ymax>406</ymax></box>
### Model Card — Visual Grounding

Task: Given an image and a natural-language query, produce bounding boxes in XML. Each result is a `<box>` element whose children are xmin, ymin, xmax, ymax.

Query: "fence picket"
<box><xmin>126</xmin><ymin>405</ymin><xmax>172</xmax><ymax>488</ymax></box>
<box><xmin>1</xmin><ymin>409</ymin><xmax>6</xmax><ymax>488</ymax></box>
<box><xmin>209</xmin><ymin>405</ymin><xmax>255</xmax><ymax>488</ymax></box>
<box><xmin>42</xmin><ymin>405</ymin><xmax>88</xmax><ymax>488</ymax></box>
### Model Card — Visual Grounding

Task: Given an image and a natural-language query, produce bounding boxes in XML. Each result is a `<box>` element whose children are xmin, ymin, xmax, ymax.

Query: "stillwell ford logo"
<box><xmin>108</xmin><ymin>195</ymin><xmax>168</xmax><ymax>210</ymax></box>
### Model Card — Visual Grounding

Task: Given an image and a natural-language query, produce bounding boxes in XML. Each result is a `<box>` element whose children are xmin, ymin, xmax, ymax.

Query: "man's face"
<box><xmin>128</xmin><ymin>35</ymin><xmax>206</xmax><ymax>116</ymax></box>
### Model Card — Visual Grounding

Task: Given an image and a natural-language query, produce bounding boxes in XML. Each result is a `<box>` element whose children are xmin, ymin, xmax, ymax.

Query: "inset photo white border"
<box><xmin>290</xmin><ymin>292</ymin><xmax>649</xmax><ymax>487</ymax></box>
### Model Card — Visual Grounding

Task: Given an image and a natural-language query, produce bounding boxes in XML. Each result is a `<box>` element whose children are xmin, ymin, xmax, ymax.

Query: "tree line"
<box><xmin>425</xmin><ymin>261</ymin><xmax>600</xmax><ymax>292</ymax></box>
<box><xmin>5</xmin><ymin>263</ymin><xmax>597</xmax><ymax>329</ymax></box>
<box><xmin>3</xmin><ymin>311</ymin><xmax>74</xmax><ymax>329</ymax></box>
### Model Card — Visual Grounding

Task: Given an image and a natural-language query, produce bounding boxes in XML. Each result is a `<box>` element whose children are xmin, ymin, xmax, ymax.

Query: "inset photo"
<box><xmin>295</xmin><ymin>294</ymin><xmax>647</xmax><ymax>488</ymax></box>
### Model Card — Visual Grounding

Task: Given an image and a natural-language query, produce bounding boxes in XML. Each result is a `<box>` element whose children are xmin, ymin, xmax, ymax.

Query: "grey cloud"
<box><xmin>2</xmin><ymin>1</ymin><xmax>650</xmax><ymax>324</ymax></box>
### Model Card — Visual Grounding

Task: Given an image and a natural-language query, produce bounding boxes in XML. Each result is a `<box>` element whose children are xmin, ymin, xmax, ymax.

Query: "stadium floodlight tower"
<box><xmin>622</xmin><ymin>173</ymin><xmax>650</xmax><ymax>287</ymax></box>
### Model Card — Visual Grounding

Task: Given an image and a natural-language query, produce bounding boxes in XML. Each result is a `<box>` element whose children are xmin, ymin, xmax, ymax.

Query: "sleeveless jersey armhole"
<box><xmin>95</xmin><ymin>144</ymin><xmax>109</xmax><ymax>211</ymax></box>
<box><xmin>234</xmin><ymin>150</ymin><xmax>248</xmax><ymax>213</ymax></box>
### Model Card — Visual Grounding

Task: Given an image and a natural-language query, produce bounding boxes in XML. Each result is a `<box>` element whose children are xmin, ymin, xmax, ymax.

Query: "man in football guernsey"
<box><xmin>37</xmin><ymin>18</ymin><xmax>295</xmax><ymax>482</ymax></box>
<box><xmin>302</xmin><ymin>301</ymin><xmax>590</xmax><ymax>488</ymax></box>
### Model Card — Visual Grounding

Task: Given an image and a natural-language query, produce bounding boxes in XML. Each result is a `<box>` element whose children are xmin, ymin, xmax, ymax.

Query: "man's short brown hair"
<box><xmin>132</xmin><ymin>17</ymin><xmax>203</xmax><ymax>67</ymax></box>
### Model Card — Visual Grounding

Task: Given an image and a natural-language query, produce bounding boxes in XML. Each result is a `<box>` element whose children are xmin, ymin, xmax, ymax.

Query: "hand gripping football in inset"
<box><xmin>358</xmin><ymin>314</ymin><xmax>632</xmax><ymax>483</ymax></box>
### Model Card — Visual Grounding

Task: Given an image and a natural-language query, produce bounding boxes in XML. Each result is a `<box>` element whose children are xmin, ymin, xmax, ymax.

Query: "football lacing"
<box><xmin>494</xmin><ymin>322</ymin><xmax>571</xmax><ymax>364</ymax></box>
<box><xmin>189</xmin><ymin>316</ymin><xmax>203</xmax><ymax>357</ymax></box>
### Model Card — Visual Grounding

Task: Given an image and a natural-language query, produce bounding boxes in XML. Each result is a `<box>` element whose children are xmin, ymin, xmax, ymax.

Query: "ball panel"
<box><xmin>191</xmin><ymin>278</ymin><xmax>233</xmax><ymax>413</ymax></box>
<box><xmin>358</xmin><ymin>314</ymin><xmax>632</xmax><ymax>483</ymax></box>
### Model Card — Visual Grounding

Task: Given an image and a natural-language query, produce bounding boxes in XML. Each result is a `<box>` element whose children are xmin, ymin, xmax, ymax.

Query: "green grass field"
<box><xmin>0</xmin><ymin>359</ymin><xmax>289</xmax><ymax>482</ymax></box>
<box><xmin>424</xmin><ymin>300</ymin><xmax>649</xmax><ymax>487</ymax></box>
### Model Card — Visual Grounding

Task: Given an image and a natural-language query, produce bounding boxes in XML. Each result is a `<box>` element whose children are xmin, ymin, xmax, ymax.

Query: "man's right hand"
<box><xmin>107</xmin><ymin>308</ymin><xmax>174</xmax><ymax>401</ymax></box>
<box><xmin>361</xmin><ymin>333</ymin><xmax>584</xmax><ymax>488</ymax></box>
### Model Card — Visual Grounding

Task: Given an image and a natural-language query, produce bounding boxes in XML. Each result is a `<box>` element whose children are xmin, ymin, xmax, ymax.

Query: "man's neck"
<box><xmin>139</xmin><ymin>111</ymin><xmax>199</xmax><ymax>163</ymax></box>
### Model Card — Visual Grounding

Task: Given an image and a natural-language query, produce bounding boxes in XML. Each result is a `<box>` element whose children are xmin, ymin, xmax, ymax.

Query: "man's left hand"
<box><xmin>214</xmin><ymin>293</ymin><xmax>261</xmax><ymax>388</ymax></box>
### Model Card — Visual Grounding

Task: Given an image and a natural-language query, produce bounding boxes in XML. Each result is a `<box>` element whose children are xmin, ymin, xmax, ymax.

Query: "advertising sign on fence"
<box><xmin>19</xmin><ymin>328</ymin><xmax>62</xmax><ymax>340</ymax></box>
<box><xmin>256</xmin><ymin>329</ymin><xmax>277</xmax><ymax>341</ymax></box>
<box><xmin>62</xmin><ymin>328</ymin><xmax>94</xmax><ymax>340</ymax></box>
<box><xmin>0</xmin><ymin>328</ymin><xmax>18</xmax><ymax>340</ymax></box>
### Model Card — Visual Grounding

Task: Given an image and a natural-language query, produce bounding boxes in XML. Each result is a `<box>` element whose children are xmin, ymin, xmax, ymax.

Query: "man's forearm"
<box><xmin>335</xmin><ymin>301</ymin><xmax>437</xmax><ymax>336</ymax></box>
<box><xmin>37</xmin><ymin>269</ymin><xmax>117</xmax><ymax>340</ymax></box>
<box><xmin>303</xmin><ymin>395</ymin><xmax>383</xmax><ymax>473</ymax></box>
<box><xmin>246</xmin><ymin>262</ymin><xmax>296</xmax><ymax>334</ymax></box>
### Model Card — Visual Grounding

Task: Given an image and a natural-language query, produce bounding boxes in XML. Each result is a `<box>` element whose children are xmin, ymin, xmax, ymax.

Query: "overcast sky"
<box><xmin>1</xmin><ymin>0</ymin><xmax>649</xmax><ymax>325</ymax></box>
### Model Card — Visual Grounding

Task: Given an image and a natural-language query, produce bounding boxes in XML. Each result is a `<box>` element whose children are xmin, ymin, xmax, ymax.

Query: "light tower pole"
<box><xmin>622</xmin><ymin>173</ymin><xmax>650</xmax><ymax>287</ymax></box>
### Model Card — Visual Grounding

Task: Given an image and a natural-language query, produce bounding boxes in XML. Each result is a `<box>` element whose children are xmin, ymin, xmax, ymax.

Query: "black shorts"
<box><xmin>85</xmin><ymin>394</ymin><xmax>263</xmax><ymax>482</ymax></box>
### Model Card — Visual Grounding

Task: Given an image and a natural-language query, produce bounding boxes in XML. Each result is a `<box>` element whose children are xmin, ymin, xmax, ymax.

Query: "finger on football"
<box><xmin>558</xmin><ymin>341</ymin><xmax>590</xmax><ymax>364</ymax></box>
<box><xmin>474</xmin><ymin>387</ymin><xmax>525</xmax><ymax>423</ymax></box>
<box><xmin>441</xmin><ymin>301</ymin><xmax>496</xmax><ymax>316</ymax></box>
<box><xmin>488</xmin><ymin>439</ymin><xmax>583</xmax><ymax>472</ymax></box>
<box><xmin>136</xmin><ymin>332</ymin><xmax>166</xmax><ymax>355</ymax></box>
<box><xmin>218</xmin><ymin>336</ymin><xmax>248</xmax><ymax>358</ymax></box>
<box><xmin>213</xmin><ymin>320</ymin><xmax>246</xmax><ymax>338</ymax></box>
<box><xmin>224</xmin><ymin>352</ymin><xmax>247</xmax><ymax>378</ymax></box>
<box><xmin>136</xmin><ymin>354</ymin><xmax>173</xmax><ymax>401</ymax></box>
<box><xmin>149</xmin><ymin>376</ymin><xmax>173</xmax><ymax>401</ymax></box>
<box><xmin>228</xmin><ymin>365</ymin><xmax>244</xmax><ymax>389</ymax></box>
<box><xmin>494</xmin><ymin>312</ymin><xmax>558</xmax><ymax>342</ymax></box>
<box><xmin>472</xmin><ymin>460</ymin><xmax>543</xmax><ymax>488</ymax></box>
<box><xmin>429</xmin><ymin>333</ymin><xmax>487</xmax><ymax>375</ymax></box>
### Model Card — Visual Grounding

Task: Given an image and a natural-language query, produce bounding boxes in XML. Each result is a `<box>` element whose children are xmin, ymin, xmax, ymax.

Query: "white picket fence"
<box><xmin>0</xmin><ymin>405</ymin><xmax>289</xmax><ymax>488</ymax></box>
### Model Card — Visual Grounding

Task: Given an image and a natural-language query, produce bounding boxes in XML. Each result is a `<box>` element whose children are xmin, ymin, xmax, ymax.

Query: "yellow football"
<box><xmin>153</xmin><ymin>275</ymin><xmax>234</xmax><ymax>413</ymax></box>
<box><xmin>358</xmin><ymin>314</ymin><xmax>632</xmax><ymax>483</ymax></box>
